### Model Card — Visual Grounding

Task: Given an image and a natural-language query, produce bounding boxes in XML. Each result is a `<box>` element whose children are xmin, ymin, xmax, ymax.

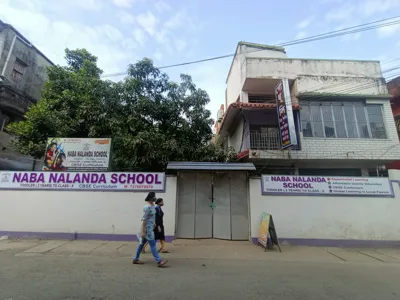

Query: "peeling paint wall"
<box><xmin>226</xmin><ymin>44</ymin><xmax>288</xmax><ymax>107</ymax></box>
<box><xmin>246</xmin><ymin>58</ymin><xmax>382</xmax><ymax>80</ymax></box>
<box><xmin>0</xmin><ymin>27</ymin><xmax>52</xmax><ymax>103</ymax></box>
<box><xmin>296</xmin><ymin>75</ymin><xmax>387</xmax><ymax>95</ymax></box>
<box><xmin>228</xmin><ymin>116</ymin><xmax>244</xmax><ymax>152</ymax></box>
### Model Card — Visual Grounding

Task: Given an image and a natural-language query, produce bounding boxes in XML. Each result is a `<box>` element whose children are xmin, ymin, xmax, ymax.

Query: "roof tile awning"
<box><xmin>167</xmin><ymin>162</ymin><xmax>256</xmax><ymax>171</ymax></box>
<box><xmin>229</xmin><ymin>102</ymin><xmax>300</xmax><ymax>110</ymax></box>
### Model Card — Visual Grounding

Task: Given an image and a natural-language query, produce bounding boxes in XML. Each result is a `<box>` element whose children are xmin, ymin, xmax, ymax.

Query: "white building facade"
<box><xmin>216</xmin><ymin>42</ymin><xmax>400</xmax><ymax>177</ymax></box>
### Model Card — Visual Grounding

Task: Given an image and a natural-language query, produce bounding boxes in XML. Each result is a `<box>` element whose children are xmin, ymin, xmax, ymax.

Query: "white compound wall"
<box><xmin>0</xmin><ymin>176</ymin><xmax>177</xmax><ymax>241</ymax></box>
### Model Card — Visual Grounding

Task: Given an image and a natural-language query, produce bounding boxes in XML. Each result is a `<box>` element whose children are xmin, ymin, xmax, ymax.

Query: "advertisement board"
<box><xmin>0</xmin><ymin>171</ymin><xmax>166</xmax><ymax>192</ymax></box>
<box><xmin>43</xmin><ymin>138</ymin><xmax>111</xmax><ymax>171</ymax></box>
<box><xmin>275</xmin><ymin>79</ymin><xmax>297</xmax><ymax>149</ymax></box>
<box><xmin>257</xmin><ymin>213</ymin><xmax>270</xmax><ymax>248</ymax></box>
<box><xmin>261</xmin><ymin>175</ymin><xmax>393</xmax><ymax>197</ymax></box>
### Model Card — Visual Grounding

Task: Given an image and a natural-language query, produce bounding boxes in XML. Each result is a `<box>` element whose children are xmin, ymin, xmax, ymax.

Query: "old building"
<box><xmin>215</xmin><ymin>41</ymin><xmax>400</xmax><ymax>177</ymax></box>
<box><xmin>0</xmin><ymin>20</ymin><xmax>53</xmax><ymax>170</ymax></box>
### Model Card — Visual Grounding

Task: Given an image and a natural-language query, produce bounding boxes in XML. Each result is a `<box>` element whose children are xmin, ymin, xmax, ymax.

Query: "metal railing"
<box><xmin>250</xmin><ymin>130</ymin><xmax>280</xmax><ymax>150</ymax></box>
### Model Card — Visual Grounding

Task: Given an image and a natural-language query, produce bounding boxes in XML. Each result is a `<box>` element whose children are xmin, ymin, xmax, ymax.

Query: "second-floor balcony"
<box><xmin>0</xmin><ymin>85</ymin><xmax>32</xmax><ymax>117</ymax></box>
<box><xmin>249</xmin><ymin>129</ymin><xmax>280</xmax><ymax>150</ymax></box>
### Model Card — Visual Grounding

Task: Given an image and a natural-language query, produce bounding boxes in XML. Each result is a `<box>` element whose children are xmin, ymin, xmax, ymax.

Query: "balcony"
<box><xmin>250</xmin><ymin>130</ymin><xmax>280</xmax><ymax>150</ymax></box>
<box><xmin>0</xmin><ymin>85</ymin><xmax>32</xmax><ymax>117</ymax></box>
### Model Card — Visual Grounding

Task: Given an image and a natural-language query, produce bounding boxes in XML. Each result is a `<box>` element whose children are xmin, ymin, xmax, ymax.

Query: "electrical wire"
<box><xmin>2</xmin><ymin>16</ymin><xmax>400</xmax><ymax>88</ymax></box>
<box><xmin>100</xmin><ymin>15</ymin><xmax>400</xmax><ymax>78</ymax></box>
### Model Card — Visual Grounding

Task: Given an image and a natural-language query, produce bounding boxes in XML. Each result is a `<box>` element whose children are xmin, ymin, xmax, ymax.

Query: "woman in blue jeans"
<box><xmin>133</xmin><ymin>192</ymin><xmax>167</xmax><ymax>267</ymax></box>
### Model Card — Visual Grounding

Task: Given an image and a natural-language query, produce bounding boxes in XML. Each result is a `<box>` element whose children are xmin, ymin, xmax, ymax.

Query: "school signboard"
<box><xmin>0</xmin><ymin>171</ymin><xmax>166</xmax><ymax>192</ymax></box>
<box><xmin>43</xmin><ymin>138</ymin><xmax>111</xmax><ymax>171</ymax></box>
<box><xmin>261</xmin><ymin>175</ymin><xmax>393</xmax><ymax>197</ymax></box>
<box><xmin>275</xmin><ymin>79</ymin><xmax>297</xmax><ymax>149</ymax></box>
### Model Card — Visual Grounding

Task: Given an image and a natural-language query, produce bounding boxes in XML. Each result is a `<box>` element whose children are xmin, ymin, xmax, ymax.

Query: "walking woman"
<box><xmin>133</xmin><ymin>192</ymin><xmax>167</xmax><ymax>267</ymax></box>
<box><xmin>143</xmin><ymin>198</ymin><xmax>169</xmax><ymax>253</ymax></box>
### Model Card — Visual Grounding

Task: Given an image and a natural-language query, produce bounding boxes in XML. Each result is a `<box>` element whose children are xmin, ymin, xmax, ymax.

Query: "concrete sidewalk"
<box><xmin>1</xmin><ymin>238</ymin><xmax>400</xmax><ymax>264</ymax></box>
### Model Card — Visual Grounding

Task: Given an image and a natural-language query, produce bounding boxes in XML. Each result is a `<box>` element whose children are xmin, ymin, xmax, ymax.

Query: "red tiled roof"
<box><xmin>229</xmin><ymin>102</ymin><xmax>300</xmax><ymax>110</ymax></box>
<box><xmin>236</xmin><ymin>149</ymin><xmax>249</xmax><ymax>160</ymax></box>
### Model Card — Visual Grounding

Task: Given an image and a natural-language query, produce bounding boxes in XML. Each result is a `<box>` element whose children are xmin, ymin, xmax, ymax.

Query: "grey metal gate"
<box><xmin>176</xmin><ymin>171</ymin><xmax>249</xmax><ymax>240</ymax></box>
<box><xmin>213</xmin><ymin>172</ymin><xmax>231</xmax><ymax>239</ymax></box>
<box><xmin>176</xmin><ymin>172</ymin><xmax>213</xmax><ymax>239</ymax></box>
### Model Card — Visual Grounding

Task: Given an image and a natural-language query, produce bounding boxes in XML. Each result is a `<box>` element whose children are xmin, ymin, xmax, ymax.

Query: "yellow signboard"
<box><xmin>257</xmin><ymin>212</ymin><xmax>281</xmax><ymax>252</ymax></box>
<box><xmin>257</xmin><ymin>213</ymin><xmax>270</xmax><ymax>248</ymax></box>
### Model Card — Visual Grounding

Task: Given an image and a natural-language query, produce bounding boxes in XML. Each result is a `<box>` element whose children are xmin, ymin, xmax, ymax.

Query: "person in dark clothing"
<box><xmin>142</xmin><ymin>198</ymin><xmax>169</xmax><ymax>253</ymax></box>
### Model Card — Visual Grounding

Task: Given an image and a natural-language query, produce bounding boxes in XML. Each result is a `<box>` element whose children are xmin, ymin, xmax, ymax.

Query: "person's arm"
<box><xmin>141</xmin><ymin>219</ymin><xmax>147</xmax><ymax>238</ymax></box>
<box><xmin>155</xmin><ymin>207</ymin><xmax>162</xmax><ymax>232</ymax></box>
<box><xmin>141</xmin><ymin>206</ymin><xmax>149</xmax><ymax>238</ymax></box>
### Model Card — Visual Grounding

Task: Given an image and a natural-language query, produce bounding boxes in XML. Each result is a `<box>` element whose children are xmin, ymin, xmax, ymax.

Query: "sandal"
<box><xmin>160</xmin><ymin>250</ymin><xmax>170</xmax><ymax>253</ymax></box>
<box><xmin>157</xmin><ymin>260</ymin><xmax>168</xmax><ymax>267</ymax></box>
<box><xmin>132</xmin><ymin>260</ymin><xmax>145</xmax><ymax>265</ymax></box>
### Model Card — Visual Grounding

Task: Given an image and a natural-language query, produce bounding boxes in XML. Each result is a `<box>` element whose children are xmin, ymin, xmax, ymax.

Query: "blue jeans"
<box><xmin>134</xmin><ymin>238</ymin><xmax>162</xmax><ymax>263</ymax></box>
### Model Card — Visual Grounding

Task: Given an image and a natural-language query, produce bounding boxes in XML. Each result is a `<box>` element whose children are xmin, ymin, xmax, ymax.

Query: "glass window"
<box><xmin>367</xmin><ymin>105</ymin><xmax>387</xmax><ymax>139</ymax></box>
<box><xmin>343</xmin><ymin>105</ymin><xmax>358</xmax><ymax>138</ymax></box>
<box><xmin>332</xmin><ymin>105</ymin><xmax>346</xmax><ymax>138</ymax></box>
<box><xmin>300</xmin><ymin>100</ymin><xmax>386</xmax><ymax>139</ymax></box>
<box><xmin>310</xmin><ymin>104</ymin><xmax>324</xmax><ymax>137</ymax></box>
<box><xmin>354</xmin><ymin>104</ymin><xmax>369</xmax><ymax>138</ymax></box>
<box><xmin>321</xmin><ymin>105</ymin><xmax>335</xmax><ymax>138</ymax></box>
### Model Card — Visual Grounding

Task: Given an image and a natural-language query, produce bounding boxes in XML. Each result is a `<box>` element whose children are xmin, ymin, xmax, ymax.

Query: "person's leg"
<box><xmin>148</xmin><ymin>239</ymin><xmax>163</xmax><ymax>263</ymax></box>
<box><xmin>159</xmin><ymin>240</ymin><xmax>166</xmax><ymax>251</ymax></box>
<box><xmin>133</xmin><ymin>238</ymin><xmax>147</xmax><ymax>263</ymax></box>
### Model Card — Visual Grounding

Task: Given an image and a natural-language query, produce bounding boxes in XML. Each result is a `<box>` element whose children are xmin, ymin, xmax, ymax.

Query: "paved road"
<box><xmin>1</xmin><ymin>252</ymin><xmax>400</xmax><ymax>300</ymax></box>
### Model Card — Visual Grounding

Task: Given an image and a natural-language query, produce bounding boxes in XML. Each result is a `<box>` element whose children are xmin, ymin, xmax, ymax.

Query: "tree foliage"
<box><xmin>8</xmin><ymin>49</ymin><xmax>236</xmax><ymax>170</ymax></box>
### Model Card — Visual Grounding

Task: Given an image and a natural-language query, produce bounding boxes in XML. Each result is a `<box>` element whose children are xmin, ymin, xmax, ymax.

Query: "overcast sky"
<box><xmin>1</xmin><ymin>0</ymin><xmax>400</xmax><ymax>119</ymax></box>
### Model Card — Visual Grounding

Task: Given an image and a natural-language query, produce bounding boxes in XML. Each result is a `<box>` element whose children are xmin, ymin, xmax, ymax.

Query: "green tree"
<box><xmin>8</xmin><ymin>49</ymin><xmax>236</xmax><ymax>170</ymax></box>
<box><xmin>8</xmin><ymin>49</ymin><xmax>118</xmax><ymax>158</ymax></box>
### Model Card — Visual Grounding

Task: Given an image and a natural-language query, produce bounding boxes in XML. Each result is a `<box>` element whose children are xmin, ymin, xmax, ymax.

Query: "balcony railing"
<box><xmin>250</xmin><ymin>130</ymin><xmax>280</xmax><ymax>150</ymax></box>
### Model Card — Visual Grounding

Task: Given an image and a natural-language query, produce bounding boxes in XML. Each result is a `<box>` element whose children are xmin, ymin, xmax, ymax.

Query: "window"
<box><xmin>300</xmin><ymin>101</ymin><xmax>387</xmax><ymax>139</ymax></box>
<box><xmin>11</xmin><ymin>59</ymin><xmax>26</xmax><ymax>81</ymax></box>
<box><xmin>368</xmin><ymin>168</ymin><xmax>389</xmax><ymax>177</ymax></box>
<box><xmin>248</xmin><ymin>95</ymin><xmax>275</xmax><ymax>103</ymax></box>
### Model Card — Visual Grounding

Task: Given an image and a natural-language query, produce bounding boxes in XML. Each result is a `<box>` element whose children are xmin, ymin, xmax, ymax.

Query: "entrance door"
<box><xmin>176</xmin><ymin>172</ymin><xmax>213</xmax><ymax>239</ymax></box>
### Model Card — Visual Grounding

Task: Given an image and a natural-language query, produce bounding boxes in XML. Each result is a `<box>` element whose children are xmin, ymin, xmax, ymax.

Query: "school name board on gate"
<box><xmin>261</xmin><ymin>175</ymin><xmax>393</xmax><ymax>197</ymax></box>
<box><xmin>0</xmin><ymin>171</ymin><xmax>166</xmax><ymax>192</ymax></box>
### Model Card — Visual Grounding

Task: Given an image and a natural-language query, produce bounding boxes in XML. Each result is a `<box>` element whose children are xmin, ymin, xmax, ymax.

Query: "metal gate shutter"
<box><xmin>230</xmin><ymin>172</ymin><xmax>249</xmax><ymax>240</ymax></box>
<box><xmin>176</xmin><ymin>172</ymin><xmax>196</xmax><ymax>238</ymax></box>
<box><xmin>194</xmin><ymin>172</ymin><xmax>213</xmax><ymax>238</ymax></box>
<box><xmin>213</xmin><ymin>172</ymin><xmax>231</xmax><ymax>239</ymax></box>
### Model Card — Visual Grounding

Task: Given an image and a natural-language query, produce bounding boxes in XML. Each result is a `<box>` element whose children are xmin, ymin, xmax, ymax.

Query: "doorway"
<box><xmin>176</xmin><ymin>171</ymin><xmax>249</xmax><ymax>240</ymax></box>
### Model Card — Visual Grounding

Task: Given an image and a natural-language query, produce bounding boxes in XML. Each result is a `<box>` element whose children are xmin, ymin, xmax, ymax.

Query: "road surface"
<box><xmin>1</xmin><ymin>250</ymin><xmax>399</xmax><ymax>300</ymax></box>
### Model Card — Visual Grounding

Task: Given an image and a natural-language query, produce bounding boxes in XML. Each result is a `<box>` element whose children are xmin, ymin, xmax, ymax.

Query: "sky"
<box><xmin>1</xmin><ymin>0</ymin><xmax>400</xmax><ymax>119</ymax></box>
